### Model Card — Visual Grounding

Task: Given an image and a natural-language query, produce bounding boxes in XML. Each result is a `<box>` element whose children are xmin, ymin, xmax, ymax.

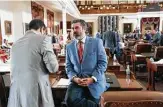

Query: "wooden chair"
<box><xmin>146</xmin><ymin>58</ymin><xmax>154</xmax><ymax>91</ymax></box>
<box><xmin>105</xmin><ymin>48</ymin><xmax>111</xmax><ymax>58</ymax></box>
<box><xmin>154</xmin><ymin>46</ymin><xmax>163</xmax><ymax>60</ymax></box>
<box><xmin>130</xmin><ymin>52</ymin><xmax>137</xmax><ymax>76</ymax></box>
<box><xmin>0</xmin><ymin>75</ymin><xmax>7</xmax><ymax>107</ymax></box>
<box><xmin>131</xmin><ymin>43</ymin><xmax>152</xmax><ymax>79</ymax></box>
<box><xmin>131</xmin><ymin>52</ymin><xmax>147</xmax><ymax>79</ymax></box>
<box><xmin>135</xmin><ymin>43</ymin><xmax>152</xmax><ymax>54</ymax></box>
<box><xmin>127</xmin><ymin>40</ymin><xmax>136</xmax><ymax>47</ymax></box>
<box><xmin>151</xmin><ymin>46</ymin><xmax>163</xmax><ymax>84</ymax></box>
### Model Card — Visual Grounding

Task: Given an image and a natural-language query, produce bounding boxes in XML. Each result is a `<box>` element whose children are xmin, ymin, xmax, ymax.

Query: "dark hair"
<box><xmin>72</xmin><ymin>19</ymin><xmax>87</xmax><ymax>30</ymax></box>
<box><xmin>29</xmin><ymin>19</ymin><xmax>46</xmax><ymax>30</ymax></box>
<box><xmin>114</xmin><ymin>28</ymin><xmax>118</xmax><ymax>32</ymax></box>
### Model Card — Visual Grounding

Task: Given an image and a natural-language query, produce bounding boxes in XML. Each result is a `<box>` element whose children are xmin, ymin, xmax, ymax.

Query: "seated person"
<box><xmin>160</xmin><ymin>31</ymin><xmax>163</xmax><ymax>46</ymax></box>
<box><xmin>2</xmin><ymin>39</ymin><xmax>11</xmax><ymax>49</ymax></box>
<box><xmin>65</xmin><ymin>19</ymin><xmax>108</xmax><ymax>107</ymax></box>
<box><xmin>144</xmin><ymin>31</ymin><xmax>152</xmax><ymax>42</ymax></box>
<box><xmin>96</xmin><ymin>30</ymin><xmax>102</xmax><ymax>39</ymax></box>
<box><xmin>152</xmin><ymin>30</ymin><xmax>161</xmax><ymax>45</ymax></box>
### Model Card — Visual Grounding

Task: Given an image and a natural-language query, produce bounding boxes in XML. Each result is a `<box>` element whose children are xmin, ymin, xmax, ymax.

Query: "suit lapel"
<box><xmin>82</xmin><ymin>36</ymin><xmax>90</xmax><ymax>62</ymax></box>
<box><xmin>72</xmin><ymin>40</ymin><xmax>80</xmax><ymax>64</ymax></box>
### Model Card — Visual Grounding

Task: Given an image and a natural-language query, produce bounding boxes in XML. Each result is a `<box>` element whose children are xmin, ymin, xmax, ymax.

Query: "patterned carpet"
<box><xmin>138</xmin><ymin>78</ymin><xmax>163</xmax><ymax>92</ymax></box>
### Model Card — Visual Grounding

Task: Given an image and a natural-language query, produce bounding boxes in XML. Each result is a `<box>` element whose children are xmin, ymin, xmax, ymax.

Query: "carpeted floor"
<box><xmin>138</xmin><ymin>78</ymin><xmax>163</xmax><ymax>91</ymax></box>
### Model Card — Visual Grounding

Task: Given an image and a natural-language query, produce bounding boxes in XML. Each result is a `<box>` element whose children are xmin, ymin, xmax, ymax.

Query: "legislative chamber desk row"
<box><xmin>1</xmin><ymin>71</ymin><xmax>143</xmax><ymax>106</ymax></box>
<box><xmin>48</xmin><ymin>58</ymin><xmax>143</xmax><ymax>106</ymax></box>
<box><xmin>1</xmin><ymin>55</ymin><xmax>144</xmax><ymax>106</ymax></box>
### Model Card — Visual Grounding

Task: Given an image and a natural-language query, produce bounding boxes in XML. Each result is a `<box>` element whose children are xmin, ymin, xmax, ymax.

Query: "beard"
<box><xmin>74</xmin><ymin>32</ymin><xmax>83</xmax><ymax>40</ymax></box>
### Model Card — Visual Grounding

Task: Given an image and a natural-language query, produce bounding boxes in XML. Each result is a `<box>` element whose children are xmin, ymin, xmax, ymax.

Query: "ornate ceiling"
<box><xmin>74</xmin><ymin>0</ymin><xmax>163</xmax><ymax>14</ymax></box>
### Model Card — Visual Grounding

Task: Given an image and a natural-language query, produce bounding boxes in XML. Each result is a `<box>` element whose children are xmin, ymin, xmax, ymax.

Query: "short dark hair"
<box><xmin>29</xmin><ymin>19</ymin><xmax>46</xmax><ymax>30</ymax></box>
<box><xmin>72</xmin><ymin>19</ymin><xmax>87</xmax><ymax>30</ymax></box>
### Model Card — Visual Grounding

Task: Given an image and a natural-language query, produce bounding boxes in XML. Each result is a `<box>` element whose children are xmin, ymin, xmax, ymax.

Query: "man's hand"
<box><xmin>78</xmin><ymin>78</ymin><xmax>94</xmax><ymax>87</ymax></box>
<box><xmin>73</xmin><ymin>77</ymin><xmax>83</xmax><ymax>84</ymax></box>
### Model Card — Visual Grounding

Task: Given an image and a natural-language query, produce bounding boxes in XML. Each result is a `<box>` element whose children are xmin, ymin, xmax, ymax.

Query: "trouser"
<box><xmin>64</xmin><ymin>83</ymin><xmax>99</xmax><ymax>107</ymax></box>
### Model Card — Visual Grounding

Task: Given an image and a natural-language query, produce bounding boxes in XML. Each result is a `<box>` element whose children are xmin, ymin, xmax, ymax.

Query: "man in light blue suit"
<box><xmin>65</xmin><ymin>19</ymin><xmax>108</xmax><ymax>107</ymax></box>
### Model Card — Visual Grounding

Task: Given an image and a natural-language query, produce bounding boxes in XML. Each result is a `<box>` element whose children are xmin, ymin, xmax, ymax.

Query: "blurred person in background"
<box><xmin>160</xmin><ymin>31</ymin><xmax>163</xmax><ymax>46</ymax></box>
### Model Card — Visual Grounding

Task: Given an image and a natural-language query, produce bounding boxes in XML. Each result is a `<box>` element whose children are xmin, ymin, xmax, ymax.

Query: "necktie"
<box><xmin>78</xmin><ymin>40</ymin><xmax>83</xmax><ymax>63</ymax></box>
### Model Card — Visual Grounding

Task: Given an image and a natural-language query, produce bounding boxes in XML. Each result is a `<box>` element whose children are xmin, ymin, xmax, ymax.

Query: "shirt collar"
<box><xmin>31</xmin><ymin>29</ymin><xmax>41</xmax><ymax>35</ymax></box>
<box><xmin>76</xmin><ymin>36</ymin><xmax>86</xmax><ymax>44</ymax></box>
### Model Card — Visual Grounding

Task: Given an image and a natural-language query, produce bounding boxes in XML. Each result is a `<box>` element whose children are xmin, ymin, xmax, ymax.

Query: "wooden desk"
<box><xmin>0</xmin><ymin>64</ymin><xmax>10</xmax><ymax>74</ymax></box>
<box><xmin>107</xmin><ymin>58</ymin><xmax>120</xmax><ymax>72</ymax></box>
<box><xmin>131</xmin><ymin>53</ymin><xmax>147</xmax><ymax>78</ymax></box>
<box><xmin>59</xmin><ymin>62</ymin><xmax>65</xmax><ymax>71</ymax></box>
<box><xmin>105</xmin><ymin>73</ymin><xmax>120</xmax><ymax>91</ymax></box>
<box><xmin>118</xmin><ymin>79</ymin><xmax>143</xmax><ymax>91</ymax></box>
<box><xmin>123</xmin><ymin>47</ymin><xmax>135</xmax><ymax>65</ymax></box>
<box><xmin>146</xmin><ymin>59</ymin><xmax>163</xmax><ymax>91</ymax></box>
<box><xmin>4</xmin><ymin>72</ymin><xmax>143</xmax><ymax>107</ymax></box>
<box><xmin>110</xmin><ymin>72</ymin><xmax>143</xmax><ymax>91</ymax></box>
<box><xmin>50</xmin><ymin>71</ymin><xmax>143</xmax><ymax>95</ymax></box>
<box><xmin>4</xmin><ymin>74</ymin><xmax>66</xmax><ymax>107</ymax></box>
<box><xmin>140</xmin><ymin>52</ymin><xmax>154</xmax><ymax>58</ymax></box>
<box><xmin>58</xmin><ymin>55</ymin><xmax>65</xmax><ymax>63</ymax></box>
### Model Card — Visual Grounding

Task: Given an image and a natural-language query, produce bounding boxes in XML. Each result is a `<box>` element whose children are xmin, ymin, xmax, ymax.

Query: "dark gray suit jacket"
<box><xmin>160</xmin><ymin>34</ymin><xmax>163</xmax><ymax>46</ymax></box>
<box><xmin>102</xmin><ymin>30</ymin><xmax>116</xmax><ymax>54</ymax></box>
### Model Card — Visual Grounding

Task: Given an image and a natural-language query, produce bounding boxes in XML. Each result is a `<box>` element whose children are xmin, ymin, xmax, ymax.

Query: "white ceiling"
<box><xmin>37</xmin><ymin>0</ymin><xmax>80</xmax><ymax>19</ymax></box>
<box><xmin>38</xmin><ymin>0</ymin><xmax>163</xmax><ymax>21</ymax></box>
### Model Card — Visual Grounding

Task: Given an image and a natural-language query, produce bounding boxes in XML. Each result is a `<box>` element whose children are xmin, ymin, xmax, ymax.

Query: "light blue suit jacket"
<box><xmin>66</xmin><ymin>36</ymin><xmax>108</xmax><ymax>99</ymax></box>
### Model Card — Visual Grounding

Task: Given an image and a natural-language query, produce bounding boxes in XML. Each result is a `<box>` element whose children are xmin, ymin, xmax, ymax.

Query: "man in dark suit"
<box><xmin>152</xmin><ymin>30</ymin><xmax>161</xmax><ymax>45</ymax></box>
<box><xmin>144</xmin><ymin>31</ymin><xmax>152</xmax><ymax>42</ymax></box>
<box><xmin>65</xmin><ymin>19</ymin><xmax>108</xmax><ymax>107</ymax></box>
<box><xmin>96</xmin><ymin>30</ymin><xmax>102</xmax><ymax>39</ymax></box>
<box><xmin>52</xmin><ymin>35</ymin><xmax>57</xmax><ymax>43</ymax></box>
<box><xmin>102</xmin><ymin>27</ymin><xmax>116</xmax><ymax>57</ymax></box>
<box><xmin>160</xmin><ymin>31</ymin><xmax>163</xmax><ymax>46</ymax></box>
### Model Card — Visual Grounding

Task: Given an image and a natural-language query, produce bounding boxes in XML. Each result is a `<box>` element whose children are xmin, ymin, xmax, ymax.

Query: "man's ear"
<box><xmin>36</xmin><ymin>28</ymin><xmax>41</xmax><ymax>33</ymax></box>
<box><xmin>41</xmin><ymin>27</ymin><xmax>46</xmax><ymax>34</ymax></box>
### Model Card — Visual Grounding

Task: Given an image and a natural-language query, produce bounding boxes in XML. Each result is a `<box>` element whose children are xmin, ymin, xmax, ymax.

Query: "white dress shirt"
<box><xmin>74</xmin><ymin>36</ymin><xmax>97</xmax><ymax>82</ymax></box>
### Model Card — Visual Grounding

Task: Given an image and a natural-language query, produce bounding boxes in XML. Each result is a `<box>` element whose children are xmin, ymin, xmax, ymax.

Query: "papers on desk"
<box><xmin>0</xmin><ymin>64</ymin><xmax>10</xmax><ymax>72</ymax></box>
<box><xmin>152</xmin><ymin>59</ymin><xmax>163</xmax><ymax>64</ymax></box>
<box><xmin>56</xmin><ymin>78</ymin><xmax>70</xmax><ymax>86</ymax></box>
<box><xmin>135</xmin><ymin>54</ymin><xmax>143</xmax><ymax>57</ymax></box>
<box><xmin>53</xmin><ymin>43</ymin><xmax>61</xmax><ymax>49</ymax></box>
<box><xmin>119</xmin><ymin>42</ymin><xmax>125</xmax><ymax>49</ymax></box>
<box><xmin>113</xmin><ymin>62</ymin><xmax>120</xmax><ymax>66</ymax></box>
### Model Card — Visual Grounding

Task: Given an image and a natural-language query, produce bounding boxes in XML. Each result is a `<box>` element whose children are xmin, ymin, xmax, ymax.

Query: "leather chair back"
<box><xmin>104</xmin><ymin>101</ymin><xmax>163</xmax><ymax>107</ymax></box>
<box><xmin>136</xmin><ymin>43</ymin><xmax>152</xmax><ymax>54</ymax></box>
<box><xmin>154</xmin><ymin>46</ymin><xmax>163</xmax><ymax>60</ymax></box>
<box><xmin>100</xmin><ymin>91</ymin><xmax>163</xmax><ymax>107</ymax></box>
